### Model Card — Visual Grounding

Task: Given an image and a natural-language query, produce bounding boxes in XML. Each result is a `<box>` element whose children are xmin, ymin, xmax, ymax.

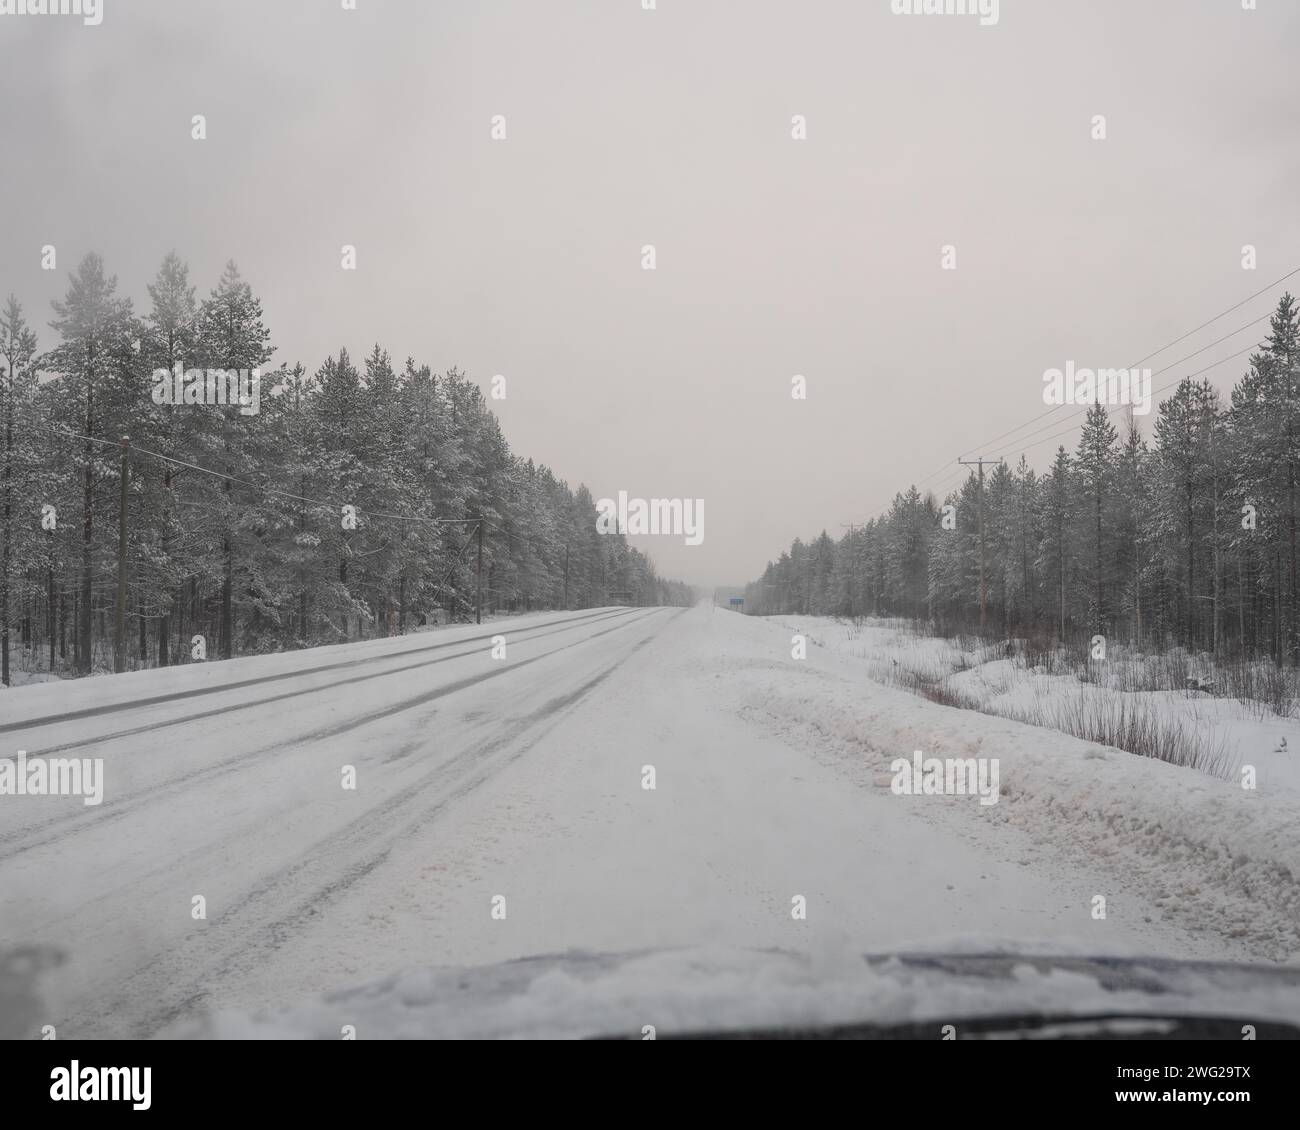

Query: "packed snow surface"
<box><xmin>2</xmin><ymin>604</ymin><xmax>1296</xmax><ymax>1038</ymax></box>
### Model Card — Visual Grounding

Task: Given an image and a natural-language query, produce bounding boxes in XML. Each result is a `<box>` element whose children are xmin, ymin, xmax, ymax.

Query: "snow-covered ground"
<box><xmin>2</xmin><ymin>603</ymin><xmax>1297</xmax><ymax>1039</ymax></box>
<box><xmin>772</xmin><ymin>614</ymin><xmax>1300</xmax><ymax>797</ymax></box>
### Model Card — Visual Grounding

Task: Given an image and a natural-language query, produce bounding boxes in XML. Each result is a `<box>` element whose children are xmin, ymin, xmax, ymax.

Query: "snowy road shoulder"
<box><xmin>723</xmin><ymin>613</ymin><xmax>1300</xmax><ymax>963</ymax></box>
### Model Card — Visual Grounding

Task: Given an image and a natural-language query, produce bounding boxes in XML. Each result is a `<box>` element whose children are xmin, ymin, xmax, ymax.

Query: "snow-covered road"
<box><xmin>1</xmin><ymin>602</ymin><xmax>1291</xmax><ymax>1039</ymax></box>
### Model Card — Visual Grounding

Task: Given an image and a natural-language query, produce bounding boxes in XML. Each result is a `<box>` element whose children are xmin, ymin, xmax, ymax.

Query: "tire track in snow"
<box><xmin>7</xmin><ymin>607</ymin><xmax>640</xmax><ymax>755</ymax></box>
<box><xmin>62</xmin><ymin>609</ymin><xmax>681</xmax><ymax>1037</ymax></box>
<box><xmin>0</xmin><ymin>608</ymin><xmax>656</xmax><ymax>863</ymax></box>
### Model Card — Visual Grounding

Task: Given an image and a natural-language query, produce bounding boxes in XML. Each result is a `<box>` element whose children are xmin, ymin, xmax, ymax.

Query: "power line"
<box><xmin>846</xmin><ymin>266</ymin><xmax>1300</xmax><ymax>526</ymax></box>
<box><xmin>958</xmin><ymin>265</ymin><xmax>1300</xmax><ymax>460</ymax></box>
<box><xmin>45</xmin><ymin>424</ymin><xmax>509</xmax><ymax>536</ymax></box>
<box><xmin>932</xmin><ymin>341</ymin><xmax>1264</xmax><ymax>497</ymax></box>
<box><xmin>1000</xmin><ymin>340</ymin><xmax>1264</xmax><ymax>463</ymax></box>
<box><xmin>971</xmin><ymin>335</ymin><xmax>1265</xmax><ymax>462</ymax></box>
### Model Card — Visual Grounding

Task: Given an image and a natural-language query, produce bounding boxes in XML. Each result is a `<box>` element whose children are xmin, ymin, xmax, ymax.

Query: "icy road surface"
<box><xmin>1</xmin><ymin>603</ymin><xmax>1293</xmax><ymax>1039</ymax></box>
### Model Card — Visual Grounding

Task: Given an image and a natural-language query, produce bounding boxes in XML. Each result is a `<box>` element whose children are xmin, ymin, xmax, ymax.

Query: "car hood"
<box><xmin>170</xmin><ymin>945</ymin><xmax>1300</xmax><ymax>1039</ymax></box>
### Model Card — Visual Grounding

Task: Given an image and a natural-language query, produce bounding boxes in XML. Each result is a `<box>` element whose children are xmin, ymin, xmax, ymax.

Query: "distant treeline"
<box><xmin>0</xmin><ymin>252</ymin><xmax>693</xmax><ymax>683</ymax></box>
<box><xmin>748</xmin><ymin>295</ymin><xmax>1300</xmax><ymax>662</ymax></box>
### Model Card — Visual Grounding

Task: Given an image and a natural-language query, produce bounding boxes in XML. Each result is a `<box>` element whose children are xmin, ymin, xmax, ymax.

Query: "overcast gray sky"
<box><xmin>2</xmin><ymin>0</ymin><xmax>1298</xmax><ymax>586</ymax></box>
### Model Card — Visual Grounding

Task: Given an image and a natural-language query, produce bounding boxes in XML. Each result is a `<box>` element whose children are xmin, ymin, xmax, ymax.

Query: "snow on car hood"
<box><xmin>167</xmin><ymin>945</ymin><xmax>1300</xmax><ymax>1039</ymax></box>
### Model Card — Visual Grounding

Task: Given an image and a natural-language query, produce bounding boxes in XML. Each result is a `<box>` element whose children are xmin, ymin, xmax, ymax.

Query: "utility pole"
<box><xmin>563</xmin><ymin>544</ymin><xmax>570</xmax><ymax>609</ymax></box>
<box><xmin>48</xmin><ymin>527</ymin><xmax>55</xmax><ymax>672</ymax></box>
<box><xmin>114</xmin><ymin>435</ymin><xmax>130</xmax><ymax>673</ymax></box>
<box><xmin>958</xmin><ymin>456</ymin><xmax>1001</xmax><ymax>630</ymax></box>
<box><xmin>1</xmin><ymin>364</ymin><xmax>8</xmax><ymax>687</ymax></box>
<box><xmin>475</xmin><ymin>519</ymin><xmax>484</xmax><ymax>625</ymax></box>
